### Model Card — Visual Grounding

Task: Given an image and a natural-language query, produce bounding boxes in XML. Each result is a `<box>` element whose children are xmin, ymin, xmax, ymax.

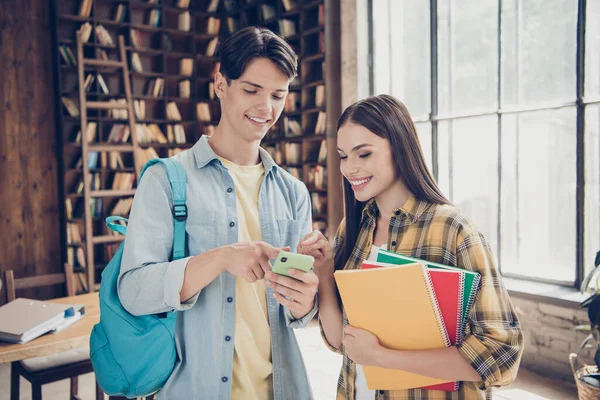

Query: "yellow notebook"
<box><xmin>334</xmin><ymin>262</ymin><xmax>451</xmax><ymax>390</ymax></box>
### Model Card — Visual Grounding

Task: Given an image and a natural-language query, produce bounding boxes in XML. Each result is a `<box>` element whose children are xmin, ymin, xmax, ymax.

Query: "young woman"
<box><xmin>298</xmin><ymin>95</ymin><xmax>523</xmax><ymax>399</ymax></box>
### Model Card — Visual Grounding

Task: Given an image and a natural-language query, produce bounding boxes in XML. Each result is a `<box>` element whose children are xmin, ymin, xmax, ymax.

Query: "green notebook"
<box><xmin>376</xmin><ymin>248</ymin><xmax>481</xmax><ymax>341</ymax></box>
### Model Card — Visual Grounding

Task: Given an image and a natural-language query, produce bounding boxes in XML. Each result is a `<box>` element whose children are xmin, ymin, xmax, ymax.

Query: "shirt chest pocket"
<box><xmin>277</xmin><ymin>219</ymin><xmax>304</xmax><ymax>250</ymax></box>
<box><xmin>186</xmin><ymin>208</ymin><xmax>218</xmax><ymax>254</ymax></box>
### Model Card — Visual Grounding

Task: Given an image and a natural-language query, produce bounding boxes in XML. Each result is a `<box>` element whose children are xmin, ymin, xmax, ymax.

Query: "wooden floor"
<box><xmin>0</xmin><ymin>325</ymin><xmax>579</xmax><ymax>400</ymax></box>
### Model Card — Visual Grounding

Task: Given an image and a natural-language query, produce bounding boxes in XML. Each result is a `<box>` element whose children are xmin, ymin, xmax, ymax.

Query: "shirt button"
<box><xmin>227</xmin><ymin>188</ymin><xmax>233</xmax><ymax>193</ymax></box>
<box><xmin>391</xmin><ymin>241</ymin><xmax>397</xmax><ymax>247</ymax></box>
<box><xmin>229</xmin><ymin>221</ymin><xmax>235</xmax><ymax>227</ymax></box>
<box><xmin>225</xmin><ymin>336</ymin><xmax>231</xmax><ymax>341</ymax></box>
<box><xmin>222</xmin><ymin>377</ymin><xmax>228</xmax><ymax>383</ymax></box>
<box><xmin>379</xmin><ymin>390</ymin><xmax>385</xmax><ymax>395</ymax></box>
<box><xmin>227</xmin><ymin>297</ymin><xmax>233</xmax><ymax>303</ymax></box>
<box><xmin>395</xmin><ymin>210</ymin><xmax>401</xmax><ymax>216</ymax></box>
<box><xmin>510</xmin><ymin>321</ymin><xmax>517</xmax><ymax>327</ymax></box>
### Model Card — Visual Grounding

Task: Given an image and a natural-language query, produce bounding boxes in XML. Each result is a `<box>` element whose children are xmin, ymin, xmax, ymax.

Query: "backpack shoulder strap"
<box><xmin>140</xmin><ymin>158</ymin><xmax>187</xmax><ymax>261</ymax></box>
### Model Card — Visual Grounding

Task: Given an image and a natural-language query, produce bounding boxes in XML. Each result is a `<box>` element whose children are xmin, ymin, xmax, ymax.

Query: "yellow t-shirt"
<box><xmin>220</xmin><ymin>157</ymin><xmax>272</xmax><ymax>400</ymax></box>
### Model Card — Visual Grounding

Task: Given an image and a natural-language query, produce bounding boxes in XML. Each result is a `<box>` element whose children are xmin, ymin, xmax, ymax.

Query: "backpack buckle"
<box><xmin>172</xmin><ymin>204</ymin><xmax>187</xmax><ymax>221</ymax></box>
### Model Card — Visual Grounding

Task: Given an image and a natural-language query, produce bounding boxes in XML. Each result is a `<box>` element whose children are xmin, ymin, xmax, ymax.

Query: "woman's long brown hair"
<box><xmin>334</xmin><ymin>95</ymin><xmax>451</xmax><ymax>271</ymax></box>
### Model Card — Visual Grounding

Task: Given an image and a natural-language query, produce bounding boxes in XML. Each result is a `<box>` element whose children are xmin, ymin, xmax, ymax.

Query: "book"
<box><xmin>77</xmin><ymin>22</ymin><xmax>93</xmax><ymax>44</ymax></box>
<box><xmin>0</xmin><ymin>299</ymin><xmax>82</xmax><ymax>344</ymax></box>
<box><xmin>207</xmin><ymin>17</ymin><xmax>221</xmax><ymax>35</ymax></box>
<box><xmin>179</xmin><ymin>58</ymin><xmax>194</xmax><ymax>76</ymax></box>
<box><xmin>205</xmin><ymin>37</ymin><xmax>219</xmax><ymax>57</ymax></box>
<box><xmin>376</xmin><ymin>248</ymin><xmax>481</xmax><ymax>336</ymax></box>
<box><xmin>207</xmin><ymin>0</ymin><xmax>220</xmax><ymax>12</ymax></box>
<box><xmin>334</xmin><ymin>262</ymin><xmax>451</xmax><ymax>390</ymax></box>
<box><xmin>179</xmin><ymin>80</ymin><xmax>190</xmax><ymax>98</ymax></box>
<box><xmin>227</xmin><ymin>17</ymin><xmax>239</xmax><ymax>34</ymax></box>
<box><xmin>278</xmin><ymin>19</ymin><xmax>297</xmax><ymax>38</ymax></box>
<box><xmin>363</xmin><ymin>260</ymin><xmax>464</xmax><ymax>391</ymax></box>
<box><xmin>178</xmin><ymin>11</ymin><xmax>191</xmax><ymax>31</ymax></box>
<box><xmin>78</xmin><ymin>0</ymin><xmax>93</xmax><ymax>18</ymax></box>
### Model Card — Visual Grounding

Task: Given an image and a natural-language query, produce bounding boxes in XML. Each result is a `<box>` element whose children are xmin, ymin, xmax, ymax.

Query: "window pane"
<box><xmin>500</xmin><ymin>108</ymin><xmax>576</xmax><ymax>282</ymax></box>
<box><xmin>437</xmin><ymin>0</ymin><xmax>498</xmax><ymax>114</ymax></box>
<box><xmin>586</xmin><ymin>0</ymin><xmax>600</xmax><ymax>97</ymax></box>
<box><xmin>389</xmin><ymin>0</ymin><xmax>431</xmax><ymax>119</ymax></box>
<box><xmin>372</xmin><ymin>0</ymin><xmax>391</xmax><ymax>95</ymax></box>
<box><xmin>438</xmin><ymin>117</ymin><xmax>499</xmax><ymax>250</ymax></box>
<box><xmin>415</xmin><ymin>122</ymin><xmax>433</xmax><ymax>173</ymax></box>
<box><xmin>586</xmin><ymin>105</ymin><xmax>600</xmax><ymax>277</ymax></box>
<box><xmin>501</xmin><ymin>0</ymin><xmax>577</xmax><ymax>106</ymax></box>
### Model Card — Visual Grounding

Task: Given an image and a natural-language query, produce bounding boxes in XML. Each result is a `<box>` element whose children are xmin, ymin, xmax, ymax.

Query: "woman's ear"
<box><xmin>214</xmin><ymin>72</ymin><xmax>228</xmax><ymax>100</ymax></box>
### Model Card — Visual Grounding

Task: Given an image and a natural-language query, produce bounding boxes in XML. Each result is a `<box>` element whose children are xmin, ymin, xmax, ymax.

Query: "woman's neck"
<box><xmin>374</xmin><ymin>180</ymin><xmax>412</xmax><ymax>221</ymax></box>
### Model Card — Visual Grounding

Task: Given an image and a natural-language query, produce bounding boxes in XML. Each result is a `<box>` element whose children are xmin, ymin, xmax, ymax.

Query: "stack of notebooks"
<box><xmin>0</xmin><ymin>299</ymin><xmax>85</xmax><ymax>344</ymax></box>
<box><xmin>334</xmin><ymin>248</ymin><xmax>481</xmax><ymax>391</ymax></box>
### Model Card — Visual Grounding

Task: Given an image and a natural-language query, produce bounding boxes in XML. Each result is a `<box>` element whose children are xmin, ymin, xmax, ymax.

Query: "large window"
<box><xmin>371</xmin><ymin>0</ymin><xmax>600</xmax><ymax>287</ymax></box>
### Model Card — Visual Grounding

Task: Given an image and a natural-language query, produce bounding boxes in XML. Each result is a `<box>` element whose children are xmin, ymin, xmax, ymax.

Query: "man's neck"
<box><xmin>208</xmin><ymin>122</ymin><xmax>261</xmax><ymax>166</ymax></box>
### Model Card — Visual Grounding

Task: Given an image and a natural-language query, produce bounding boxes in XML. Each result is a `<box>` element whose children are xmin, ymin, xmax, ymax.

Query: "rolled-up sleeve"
<box><xmin>455</xmin><ymin>232</ymin><xmax>524</xmax><ymax>390</ymax></box>
<box><xmin>283</xmin><ymin>182</ymin><xmax>318</xmax><ymax>328</ymax></box>
<box><xmin>118</xmin><ymin>165</ymin><xmax>200</xmax><ymax>316</ymax></box>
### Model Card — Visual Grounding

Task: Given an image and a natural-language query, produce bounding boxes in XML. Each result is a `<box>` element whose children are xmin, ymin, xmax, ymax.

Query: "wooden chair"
<box><xmin>3</xmin><ymin>263</ymin><xmax>101</xmax><ymax>400</ymax></box>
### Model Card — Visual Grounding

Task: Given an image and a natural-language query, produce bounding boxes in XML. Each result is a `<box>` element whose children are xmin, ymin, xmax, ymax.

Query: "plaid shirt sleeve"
<box><xmin>318</xmin><ymin>218</ymin><xmax>346</xmax><ymax>354</ymax></box>
<box><xmin>455</xmin><ymin>231</ymin><xmax>524</xmax><ymax>390</ymax></box>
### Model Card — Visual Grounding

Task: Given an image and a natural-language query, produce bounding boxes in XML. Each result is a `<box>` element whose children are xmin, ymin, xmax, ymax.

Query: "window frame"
<box><xmin>368</xmin><ymin>0</ymin><xmax>598</xmax><ymax>288</ymax></box>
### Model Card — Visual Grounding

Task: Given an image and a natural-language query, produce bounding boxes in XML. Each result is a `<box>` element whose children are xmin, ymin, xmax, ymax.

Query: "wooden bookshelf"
<box><xmin>51</xmin><ymin>0</ymin><xmax>223</xmax><ymax>292</ymax></box>
<box><xmin>52</xmin><ymin>0</ymin><xmax>342</xmax><ymax>292</ymax></box>
<box><xmin>243</xmin><ymin>0</ymin><xmax>341</xmax><ymax>237</ymax></box>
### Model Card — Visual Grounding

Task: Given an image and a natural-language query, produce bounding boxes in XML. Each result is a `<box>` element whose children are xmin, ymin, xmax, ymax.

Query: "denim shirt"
<box><xmin>118</xmin><ymin>135</ymin><xmax>318</xmax><ymax>399</ymax></box>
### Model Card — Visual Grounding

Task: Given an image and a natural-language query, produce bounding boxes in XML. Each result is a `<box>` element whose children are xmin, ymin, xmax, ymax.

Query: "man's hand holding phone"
<box><xmin>265</xmin><ymin>251</ymin><xmax>319</xmax><ymax>319</ymax></box>
<box><xmin>222</xmin><ymin>241</ymin><xmax>288</xmax><ymax>283</ymax></box>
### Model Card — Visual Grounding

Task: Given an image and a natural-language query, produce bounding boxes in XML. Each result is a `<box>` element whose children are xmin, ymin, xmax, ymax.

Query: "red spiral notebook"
<box><xmin>362</xmin><ymin>262</ymin><xmax>463</xmax><ymax>391</ymax></box>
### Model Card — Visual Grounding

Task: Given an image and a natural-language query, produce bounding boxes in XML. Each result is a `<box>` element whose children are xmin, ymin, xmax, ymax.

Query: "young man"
<box><xmin>118</xmin><ymin>27</ymin><xmax>319</xmax><ymax>400</ymax></box>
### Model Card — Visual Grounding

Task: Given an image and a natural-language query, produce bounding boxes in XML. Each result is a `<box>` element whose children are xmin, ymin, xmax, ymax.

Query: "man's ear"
<box><xmin>214</xmin><ymin>72</ymin><xmax>229</xmax><ymax>100</ymax></box>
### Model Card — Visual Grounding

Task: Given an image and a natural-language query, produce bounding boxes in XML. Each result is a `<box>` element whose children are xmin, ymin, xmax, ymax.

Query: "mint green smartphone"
<box><xmin>272</xmin><ymin>251</ymin><xmax>314</xmax><ymax>277</ymax></box>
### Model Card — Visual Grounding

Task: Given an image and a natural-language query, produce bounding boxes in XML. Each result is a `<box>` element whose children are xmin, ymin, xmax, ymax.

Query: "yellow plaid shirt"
<box><xmin>319</xmin><ymin>196</ymin><xmax>524</xmax><ymax>400</ymax></box>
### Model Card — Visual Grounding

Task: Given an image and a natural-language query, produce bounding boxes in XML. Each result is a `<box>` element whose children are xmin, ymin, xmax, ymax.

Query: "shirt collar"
<box><xmin>192</xmin><ymin>135</ymin><xmax>278</xmax><ymax>173</ymax></box>
<box><xmin>361</xmin><ymin>195</ymin><xmax>432</xmax><ymax>224</ymax></box>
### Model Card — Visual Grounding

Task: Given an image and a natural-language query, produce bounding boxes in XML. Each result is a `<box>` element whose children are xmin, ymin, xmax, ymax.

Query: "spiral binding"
<box><xmin>465</xmin><ymin>274</ymin><xmax>482</xmax><ymax>325</ymax></box>
<box><xmin>457</xmin><ymin>273</ymin><xmax>466</xmax><ymax>344</ymax></box>
<box><xmin>420</xmin><ymin>264</ymin><xmax>451</xmax><ymax>348</ymax></box>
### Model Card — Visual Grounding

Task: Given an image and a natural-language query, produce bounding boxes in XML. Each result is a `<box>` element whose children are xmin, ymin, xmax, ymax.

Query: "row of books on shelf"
<box><xmin>263</xmin><ymin>140</ymin><xmax>327</xmax><ymax>166</ymax></box>
<box><xmin>67</xmin><ymin>245</ymin><xmax>87</xmax><ymax>269</ymax></box>
<box><xmin>72</xmin><ymin>150</ymin><xmax>127</xmax><ymax>170</ymax></box>
<box><xmin>61</xmin><ymin>97</ymin><xmax>128</xmax><ymax>119</ymax></box>
<box><xmin>282</xmin><ymin>112</ymin><xmax>326</xmax><ymax>137</ymax></box>
<box><xmin>135</xmin><ymin>146</ymin><xmax>161</xmax><ymax>171</ymax></box>
<box><xmin>284</xmin><ymin>85</ymin><xmax>325</xmax><ymax>113</ymax></box>
<box><xmin>60</xmin><ymin>27</ymin><xmax>220</xmax><ymax>65</ymax></box>
<box><xmin>74</xmin><ymin>121</ymin><xmax>187</xmax><ymax>147</ymax></box>
<box><xmin>65</xmin><ymin>195</ymin><xmax>133</xmax><ymax>224</ymax></box>
<box><xmin>83</xmin><ymin>73</ymin><xmax>109</xmax><ymax>94</ymax></box>
<box><xmin>72</xmin><ymin>171</ymin><xmax>135</xmax><ymax>195</ymax></box>
<box><xmin>175</xmin><ymin>12</ymin><xmax>221</xmax><ymax>34</ymax></box>
<box><xmin>74</xmin><ymin>0</ymin><xmax>303</xmax><ymax>16</ymax></box>
<box><xmin>72</xmin><ymin>0</ymin><xmax>320</xmax><ymax>26</ymax></box>
<box><xmin>311</xmin><ymin>192</ymin><xmax>326</xmax><ymax>215</ymax></box>
<box><xmin>62</xmin><ymin>96</ymin><xmax>215</xmax><ymax>125</ymax></box>
<box><xmin>59</xmin><ymin>44</ymin><xmax>78</xmax><ymax>66</ymax></box>
<box><xmin>66</xmin><ymin>222</ymin><xmax>83</xmax><ymax>245</ymax></box>
<box><xmin>307</xmin><ymin>165</ymin><xmax>326</xmax><ymax>190</ymax></box>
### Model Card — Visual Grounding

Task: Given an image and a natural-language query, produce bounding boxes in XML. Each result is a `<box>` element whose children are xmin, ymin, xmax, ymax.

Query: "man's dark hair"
<box><xmin>218</xmin><ymin>26</ymin><xmax>298</xmax><ymax>82</ymax></box>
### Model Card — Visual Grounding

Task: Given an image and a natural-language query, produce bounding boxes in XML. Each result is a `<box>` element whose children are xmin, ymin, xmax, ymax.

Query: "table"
<box><xmin>0</xmin><ymin>293</ymin><xmax>153</xmax><ymax>399</ymax></box>
<box><xmin>0</xmin><ymin>292</ymin><xmax>99</xmax><ymax>364</ymax></box>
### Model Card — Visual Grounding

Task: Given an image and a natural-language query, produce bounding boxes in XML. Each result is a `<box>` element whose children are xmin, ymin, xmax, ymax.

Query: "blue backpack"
<box><xmin>90</xmin><ymin>158</ymin><xmax>188</xmax><ymax>398</ymax></box>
